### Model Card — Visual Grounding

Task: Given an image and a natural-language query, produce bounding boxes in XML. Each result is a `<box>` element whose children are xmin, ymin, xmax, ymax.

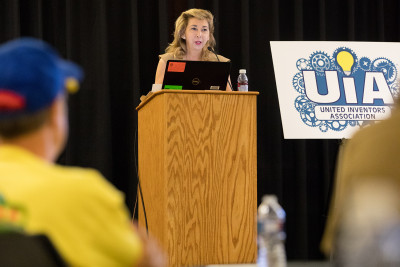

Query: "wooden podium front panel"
<box><xmin>138</xmin><ymin>91</ymin><xmax>257</xmax><ymax>267</ymax></box>
<box><xmin>164</xmin><ymin>92</ymin><xmax>257</xmax><ymax>266</ymax></box>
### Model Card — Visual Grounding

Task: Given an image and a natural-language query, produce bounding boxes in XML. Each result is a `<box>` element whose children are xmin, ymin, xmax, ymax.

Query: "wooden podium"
<box><xmin>136</xmin><ymin>90</ymin><xmax>258</xmax><ymax>267</ymax></box>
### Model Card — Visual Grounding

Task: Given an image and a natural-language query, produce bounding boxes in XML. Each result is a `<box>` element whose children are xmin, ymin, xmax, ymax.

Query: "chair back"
<box><xmin>0</xmin><ymin>232</ymin><xmax>67</xmax><ymax>267</ymax></box>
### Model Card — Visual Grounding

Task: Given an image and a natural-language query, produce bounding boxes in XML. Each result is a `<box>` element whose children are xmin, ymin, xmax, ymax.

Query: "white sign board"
<box><xmin>270</xmin><ymin>41</ymin><xmax>400</xmax><ymax>139</ymax></box>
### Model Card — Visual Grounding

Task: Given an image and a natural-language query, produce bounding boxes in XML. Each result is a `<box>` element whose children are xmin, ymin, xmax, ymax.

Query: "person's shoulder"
<box><xmin>216</xmin><ymin>54</ymin><xmax>230</xmax><ymax>62</ymax></box>
<box><xmin>352</xmin><ymin>108</ymin><xmax>400</xmax><ymax>142</ymax></box>
<box><xmin>159</xmin><ymin>52</ymin><xmax>175</xmax><ymax>62</ymax></box>
<box><xmin>208</xmin><ymin>54</ymin><xmax>230</xmax><ymax>62</ymax></box>
<box><xmin>53</xmin><ymin>164</ymin><xmax>103</xmax><ymax>182</ymax></box>
<box><xmin>51</xmin><ymin>165</ymin><xmax>123</xmax><ymax>200</ymax></box>
<box><xmin>344</xmin><ymin>107</ymin><xmax>400</xmax><ymax>157</ymax></box>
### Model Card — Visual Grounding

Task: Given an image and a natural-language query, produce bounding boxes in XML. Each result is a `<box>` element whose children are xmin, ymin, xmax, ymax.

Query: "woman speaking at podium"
<box><xmin>154</xmin><ymin>8</ymin><xmax>232</xmax><ymax>91</ymax></box>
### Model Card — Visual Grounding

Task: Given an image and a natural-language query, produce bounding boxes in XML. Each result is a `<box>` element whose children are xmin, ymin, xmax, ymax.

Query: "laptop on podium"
<box><xmin>162</xmin><ymin>60</ymin><xmax>231</xmax><ymax>91</ymax></box>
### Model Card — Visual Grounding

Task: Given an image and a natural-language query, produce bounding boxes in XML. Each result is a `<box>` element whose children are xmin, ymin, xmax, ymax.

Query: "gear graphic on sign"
<box><xmin>292</xmin><ymin>72</ymin><xmax>305</xmax><ymax>93</ymax></box>
<box><xmin>294</xmin><ymin>95</ymin><xmax>310</xmax><ymax>112</ymax></box>
<box><xmin>319</xmin><ymin>122</ymin><xmax>329</xmax><ymax>132</ymax></box>
<box><xmin>309</xmin><ymin>51</ymin><xmax>332</xmax><ymax>74</ymax></box>
<box><xmin>300</xmin><ymin>103</ymin><xmax>321</xmax><ymax>127</ymax></box>
<box><xmin>359</xmin><ymin>57</ymin><xmax>371</xmax><ymax>71</ymax></box>
<box><xmin>326</xmin><ymin>120</ymin><xmax>348</xmax><ymax>131</ymax></box>
<box><xmin>372</xmin><ymin>57</ymin><xmax>397</xmax><ymax>84</ymax></box>
<box><xmin>390</xmin><ymin>83</ymin><xmax>399</xmax><ymax>99</ymax></box>
<box><xmin>348</xmin><ymin>121</ymin><xmax>358</xmax><ymax>127</ymax></box>
<box><xmin>296</xmin><ymin>58</ymin><xmax>311</xmax><ymax>71</ymax></box>
<box><xmin>389</xmin><ymin>82</ymin><xmax>399</xmax><ymax>98</ymax></box>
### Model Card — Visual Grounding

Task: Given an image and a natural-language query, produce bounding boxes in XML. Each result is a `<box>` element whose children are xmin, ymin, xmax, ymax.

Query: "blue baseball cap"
<box><xmin>0</xmin><ymin>37</ymin><xmax>83</xmax><ymax>117</ymax></box>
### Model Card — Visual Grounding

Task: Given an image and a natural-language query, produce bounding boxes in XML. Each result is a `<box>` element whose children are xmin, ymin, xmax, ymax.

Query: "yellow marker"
<box><xmin>65</xmin><ymin>77</ymin><xmax>79</xmax><ymax>94</ymax></box>
<box><xmin>337</xmin><ymin>51</ymin><xmax>354</xmax><ymax>76</ymax></box>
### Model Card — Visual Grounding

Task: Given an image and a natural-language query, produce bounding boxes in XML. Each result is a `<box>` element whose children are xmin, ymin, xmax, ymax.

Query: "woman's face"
<box><xmin>182</xmin><ymin>18</ymin><xmax>210</xmax><ymax>53</ymax></box>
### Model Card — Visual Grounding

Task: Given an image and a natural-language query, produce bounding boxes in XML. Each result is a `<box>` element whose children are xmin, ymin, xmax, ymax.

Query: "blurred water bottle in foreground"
<box><xmin>257</xmin><ymin>195</ymin><xmax>287</xmax><ymax>267</ymax></box>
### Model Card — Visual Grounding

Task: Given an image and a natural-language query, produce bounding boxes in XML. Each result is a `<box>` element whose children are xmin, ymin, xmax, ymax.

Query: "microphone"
<box><xmin>208</xmin><ymin>46</ymin><xmax>220</xmax><ymax>61</ymax></box>
<box><xmin>207</xmin><ymin>46</ymin><xmax>234</xmax><ymax>91</ymax></box>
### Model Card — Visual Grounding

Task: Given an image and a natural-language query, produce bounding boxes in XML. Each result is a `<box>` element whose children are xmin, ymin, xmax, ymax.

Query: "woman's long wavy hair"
<box><xmin>165</xmin><ymin>9</ymin><xmax>216</xmax><ymax>61</ymax></box>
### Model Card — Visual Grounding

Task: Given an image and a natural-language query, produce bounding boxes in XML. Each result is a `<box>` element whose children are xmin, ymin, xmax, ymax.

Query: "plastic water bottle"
<box><xmin>257</xmin><ymin>195</ymin><xmax>287</xmax><ymax>267</ymax></box>
<box><xmin>237</xmin><ymin>69</ymin><xmax>248</xmax><ymax>91</ymax></box>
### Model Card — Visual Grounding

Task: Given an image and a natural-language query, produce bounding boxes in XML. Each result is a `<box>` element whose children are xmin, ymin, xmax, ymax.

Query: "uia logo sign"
<box><xmin>292</xmin><ymin>47</ymin><xmax>398</xmax><ymax>133</ymax></box>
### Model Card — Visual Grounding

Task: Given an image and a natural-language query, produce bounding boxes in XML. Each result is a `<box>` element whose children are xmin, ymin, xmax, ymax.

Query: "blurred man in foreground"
<box><xmin>0</xmin><ymin>38</ymin><xmax>166</xmax><ymax>267</ymax></box>
<box><xmin>322</xmin><ymin>99</ymin><xmax>400</xmax><ymax>266</ymax></box>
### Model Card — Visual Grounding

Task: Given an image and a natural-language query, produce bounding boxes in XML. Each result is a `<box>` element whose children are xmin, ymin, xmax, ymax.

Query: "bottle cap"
<box><xmin>262</xmin><ymin>194</ymin><xmax>277</xmax><ymax>203</ymax></box>
<box><xmin>239</xmin><ymin>69</ymin><xmax>246</xmax><ymax>74</ymax></box>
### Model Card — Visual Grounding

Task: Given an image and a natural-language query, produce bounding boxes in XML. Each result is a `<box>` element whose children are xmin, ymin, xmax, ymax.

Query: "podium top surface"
<box><xmin>136</xmin><ymin>90</ymin><xmax>259</xmax><ymax>111</ymax></box>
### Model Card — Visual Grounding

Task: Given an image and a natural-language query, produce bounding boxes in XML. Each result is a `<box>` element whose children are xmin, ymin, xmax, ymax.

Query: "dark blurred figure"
<box><xmin>322</xmin><ymin>98</ymin><xmax>400</xmax><ymax>266</ymax></box>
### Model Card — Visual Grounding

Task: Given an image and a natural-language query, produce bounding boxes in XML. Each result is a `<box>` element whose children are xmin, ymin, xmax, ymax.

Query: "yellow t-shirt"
<box><xmin>0</xmin><ymin>145</ymin><xmax>142</xmax><ymax>267</ymax></box>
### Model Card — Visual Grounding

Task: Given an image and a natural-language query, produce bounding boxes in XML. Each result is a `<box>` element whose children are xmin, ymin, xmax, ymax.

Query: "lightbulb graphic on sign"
<box><xmin>336</xmin><ymin>51</ymin><xmax>354</xmax><ymax>75</ymax></box>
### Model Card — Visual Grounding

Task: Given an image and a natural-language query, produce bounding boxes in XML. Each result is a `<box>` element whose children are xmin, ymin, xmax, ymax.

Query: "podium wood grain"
<box><xmin>137</xmin><ymin>91</ymin><xmax>257</xmax><ymax>267</ymax></box>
